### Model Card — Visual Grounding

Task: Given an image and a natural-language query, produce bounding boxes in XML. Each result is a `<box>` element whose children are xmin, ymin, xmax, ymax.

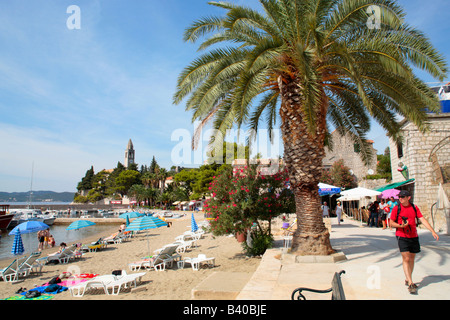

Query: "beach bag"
<box><xmin>49</xmin><ymin>276</ymin><xmax>61</xmax><ymax>285</ymax></box>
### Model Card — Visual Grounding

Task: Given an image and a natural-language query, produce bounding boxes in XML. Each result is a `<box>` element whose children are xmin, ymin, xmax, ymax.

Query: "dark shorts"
<box><xmin>397</xmin><ymin>236</ymin><xmax>421</xmax><ymax>254</ymax></box>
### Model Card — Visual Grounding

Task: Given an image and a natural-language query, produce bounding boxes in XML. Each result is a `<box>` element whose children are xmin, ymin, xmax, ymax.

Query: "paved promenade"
<box><xmin>237</xmin><ymin>219</ymin><xmax>450</xmax><ymax>300</ymax></box>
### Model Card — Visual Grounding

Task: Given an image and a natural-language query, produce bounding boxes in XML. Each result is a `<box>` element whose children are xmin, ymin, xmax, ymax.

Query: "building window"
<box><xmin>397</xmin><ymin>142</ymin><xmax>403</xmax><ymax>158</ymax></box>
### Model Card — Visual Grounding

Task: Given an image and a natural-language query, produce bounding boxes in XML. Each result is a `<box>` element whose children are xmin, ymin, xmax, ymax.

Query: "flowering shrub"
<box><xmin>204</xmin><ymin>164</ymin><xmax>295</xmax><ymax>254</ymax></box>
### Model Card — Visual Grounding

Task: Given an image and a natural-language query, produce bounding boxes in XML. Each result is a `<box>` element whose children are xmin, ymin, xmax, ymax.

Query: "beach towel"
<box><xmin>20</xmin><ymin>284</ymin><xmax>68</xmax><ymax>296</ymax></box>
<box><xmin>4</xmin><ymin>295</ymin><xmax>53</xmax><ymax>300</ymax></box>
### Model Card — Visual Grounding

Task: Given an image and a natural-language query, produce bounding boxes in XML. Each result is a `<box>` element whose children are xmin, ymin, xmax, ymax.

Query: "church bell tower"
<box><xmin>125</xmin><ymin>139</ymin><xmax>135</xmax><ymax>168</ymax></box>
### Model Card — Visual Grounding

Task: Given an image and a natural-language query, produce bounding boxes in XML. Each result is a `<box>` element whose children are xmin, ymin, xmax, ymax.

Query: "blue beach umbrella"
<box><xmin>126</xmin><ymin>215</ymin><xmax>131</xmax><ymax>226</ymax></box>
<box><xmin>9</xmin><ymin>221</ymin><xmax>49</xmax><ymax>236</ymax></box>
<box><xmin>125</xmin><ymin>215</ymin><xmax>167</xmax><ymax>232</ymax></box>
<box><xmin>191</xmin><ymin>213</ymin><xmax>198</xmax><ymax>232</ymax></box>
<box><xmin>11</xmin><ymin>230</ymin><xmax>25</xmax><ymax>256</ymax></box>
<box><xmin>66</xmin><ymin>220</ymin><xmax>96</xmax><ymax>231</ymax></box>
<box><xmin>125</xmin><ymin>215</ymin><xmax>167</xmax><ymax>258</ymax></box>
<box><xmin>318</xmin><ymin>183</ymin><xmax>341</xmax><ymax>196</ymax></box>
<box><xmin>119</xmin><ymin>211</ymin><xmax>144</xmax><ymax>219</ymax></box>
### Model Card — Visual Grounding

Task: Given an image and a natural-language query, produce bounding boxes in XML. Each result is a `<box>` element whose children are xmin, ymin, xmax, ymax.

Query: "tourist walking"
<box><xmin>322</xmin><ymin>202</ymin><xmax>330</xmax><ymax>218</ymax></box>
<box><xmin>379</xmin><ymin>199</ymin><xmax>388</xmax><ymax>229</ymax></box>
<box><xmin>335</xmin><ymin>202</ymin><xmax>343</xmax><ymax>225</ymax></box>
<box><xmin>390</xmin><ymin>190</ymin><xmax>439</xmax><ymax>294</ymax></box>
<box><xmin>387</xmin><ymin>196</ymin><xmax>397</xmax><ymax>230</ymax></box>
<box><xmin>368</xmin><ymin>201</ymin><xmax>379</xmax><ymax>227</ymax></box>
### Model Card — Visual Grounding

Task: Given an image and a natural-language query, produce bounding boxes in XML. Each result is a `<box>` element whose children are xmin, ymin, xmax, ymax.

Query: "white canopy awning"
<box><xmin>337</xmin><ymin>187</ymin><xmax>381</xmax><ymax>201</ymax></box>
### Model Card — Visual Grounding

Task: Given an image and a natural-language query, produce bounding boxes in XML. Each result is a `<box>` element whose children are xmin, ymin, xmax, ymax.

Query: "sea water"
<box><xmin>0</xmin><ymin>224</ymin><xmax>116</xmax><ymax>261</ymax></box>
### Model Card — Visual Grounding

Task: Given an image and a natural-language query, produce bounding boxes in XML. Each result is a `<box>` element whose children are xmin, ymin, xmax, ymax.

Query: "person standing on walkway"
<box><xmin>390</xmin><ymin>190</ymin><xmax>439</xmax><ymax>294</ymax></box>
<box><xmin>335</xmin><ymin>202</ymin><xmax>343</xmax><ymax>225</ymax></box>
<box><xmin>387</xmin><ymin>196</ymin><xmax>397</xmax><ymax>230</ymax></box>
<box><xmin>379</xmin><ymin>199</ymin><xmax>388</xmax><ymax>229</ymax></box>
<box><xmin>368</xmin><ymin>201</ymin><xmax>379</xmax><ymax>227</ymax></box>
<box><xmin>322</xmin><ymin>202</ymin><xmax>330</xmax><ymax>218</ymax></box>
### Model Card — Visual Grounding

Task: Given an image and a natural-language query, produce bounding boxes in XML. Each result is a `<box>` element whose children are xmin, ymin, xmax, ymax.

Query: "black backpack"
<box><xmin>396</xmin><ymin>203</ymin><xmax>421</xmax><ymax>226</ymax></box>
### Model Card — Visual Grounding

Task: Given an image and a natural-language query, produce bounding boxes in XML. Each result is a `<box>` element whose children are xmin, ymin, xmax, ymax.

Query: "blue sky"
<box><xmin>0</xmin><ymin>0</ymin><xmax>448</xmax><ymax>193</ymax></box>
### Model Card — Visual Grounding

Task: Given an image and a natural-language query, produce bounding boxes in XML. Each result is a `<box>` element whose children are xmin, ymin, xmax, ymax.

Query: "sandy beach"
<box><xmin>0</xmin><ymin>212</ymin><xmax>261</xmax><ymax>300</ymax></box>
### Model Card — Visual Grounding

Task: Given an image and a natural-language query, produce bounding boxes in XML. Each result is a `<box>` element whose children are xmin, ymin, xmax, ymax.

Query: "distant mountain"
<box><xmin>0</xmin><ymin>191</ymin><xmax>75</xmax><ymax>203</ymax></box>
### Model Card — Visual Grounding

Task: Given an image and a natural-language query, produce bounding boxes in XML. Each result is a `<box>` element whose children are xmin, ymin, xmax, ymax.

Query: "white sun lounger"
<box><xmin>128</xmin><ymin>245</ymin><xmax>181</xmax><ymax>272</ymax></box>
<box><xmin>181</xmin><ymin>254</ymin><xmax>215</xmax><ymax>271</ymax></box>
<box><xmin>68</xmin><ymin>271</ymin><xmax>146</xmax><ymax>297</ymax></box>
<box><xmin>0</xmin><ymin>256</ymin><xmax>27</xmax><ymax>282</ymax></box>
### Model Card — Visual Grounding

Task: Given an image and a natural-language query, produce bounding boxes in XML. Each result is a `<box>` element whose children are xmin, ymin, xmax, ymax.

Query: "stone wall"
<box><xmin>323</xmin><ymin>131</ymin><xmax>378</xmax><ymax>183</ymax></box>
<box><xmin>389</xmin><ymin>114</ymin><xmax>450</xmax><ymax>233</ymax></box>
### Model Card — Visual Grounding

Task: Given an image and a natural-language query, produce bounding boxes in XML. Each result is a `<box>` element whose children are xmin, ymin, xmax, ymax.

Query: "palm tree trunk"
<box><xmin>279</xmin><ymin>78</ymin><xmax>334</xmax><ymax>256</ymax></box>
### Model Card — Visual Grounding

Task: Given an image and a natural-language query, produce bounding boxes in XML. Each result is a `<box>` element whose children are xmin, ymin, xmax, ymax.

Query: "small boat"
<box><xmin>0</xmin><ymin>204</ymin><xmax>15</xmax><ymax>230</ymax></box>
<box><xmin>10</xmin><ymin>209</ymin><xmax>56</xmax><ymax>226</ymax></box>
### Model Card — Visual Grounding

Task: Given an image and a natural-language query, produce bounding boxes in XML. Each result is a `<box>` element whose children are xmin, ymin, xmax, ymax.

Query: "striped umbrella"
<box><xmin>125</xmin><ymin>215</ymin><xmax>167</xmax><ymax>259</ymax></box>
<box><xmin>125</xmin><ymin>215</ymin><xmax>167</xmax><ymax>232</ymax></box>
<box><xmin>191</xmin><ymin>213</ymin><xmax>198</xmax><ymax>232</ymax></box>
<box><xmin>11</xmin><ymin>230</ymin><xmax>25</xmax><ymax>256</ymax></box>
<box><xmin>119</xmin><ymin>211</ymin><xmax>144</xmax><ymax>219</ymax></box>
<box><xmin>66</xmin><ymin>220</ymin><xmax>96</xmax><ymax>231</ymax></box>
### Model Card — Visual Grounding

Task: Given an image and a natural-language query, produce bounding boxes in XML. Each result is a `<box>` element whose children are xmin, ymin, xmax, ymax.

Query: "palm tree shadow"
<box><xmin>417</xmin><ymin>275</ymin><xmax>450</xmax><ymax>289</ymax></box>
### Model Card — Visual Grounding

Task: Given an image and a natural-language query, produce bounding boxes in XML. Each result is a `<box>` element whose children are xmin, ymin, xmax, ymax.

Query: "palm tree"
<box><xmin>128</xmin><ymin>184</ymin><xmax>146</xmax><ymax>207</ymax></box>
<box><xmin>174</xmin><ymin>0</ymin><xmax>447</xmax><ymax>255</ymax></box>
<box><xmin>158</xmin><ymin>168</ymin><xmax>169</xmax><ymax>193</ymax></box>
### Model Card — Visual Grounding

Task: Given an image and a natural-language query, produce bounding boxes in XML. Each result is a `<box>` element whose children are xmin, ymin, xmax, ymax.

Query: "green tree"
<box><xmin>77</xmin><ymin>166</ymin><xmax>94</xmax><ymax>191</ymax></box>
<box><xmin>104</xmin><ymin>162</ymin><xmax>126</xmax><ymax>196</ymax></box>
<box><xmin>149</xmin><ymin>156</ymin><xmax>158</xmax><ymax>174</ymax></box>
<box><xmin>377</xmin><ymin>147</ymin><xmax>392</xmax><ymax>180</ymax></box>
<box><xmin>115</xmin><ymin>170</ymin><xmax>141</xmax><ymax>196</ymax></box>
<box><xmin>329</xmin><ymin>160</ymin><xmax>358</xmax><ymax>190</ymax></box>
<box><xmin>174</xmin><ymin>0</ymin><xmax>447</xmax><ymax>255</ymax></box>
<box><xmin>205</xmin><ymin>165</ymin><xmax>294</xmax><ymax>255</ymax></box>
<box><xmin>128</xmin><ymin>184</ymin><xmax>147</xmax><ymax>206</ymax></box>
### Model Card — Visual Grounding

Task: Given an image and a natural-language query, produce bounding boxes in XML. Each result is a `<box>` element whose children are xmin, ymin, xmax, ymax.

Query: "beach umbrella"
<box><xmin>66</xmin><ymin>220</ymin><xmax>96</xmax><ymax>231</ymax></box>
<box><xmin>126</xmin><ymin>215</ymin><xmax>131</xmax><ymax>226</ymax></box>
<box><xmin>191</xmin><ymin>213</ymin><xmax>198</xmax><ymax>232</ymax></box>
<box><xmin>11</xmin><ymin>230</ymin><xmax>25</xmax><ymax>256</ymax></box>
<box><xmin>381</xmin><ymin>189</ymin><xmax>401</xmax><ymax>199</ymax></box>
<box><xmin>318</xmin><ymin>183</ymin><xmax>341</xmax><ymax>196</ymax></box>
<box><xmin>9</xmin><ymin>220</ymin><xmax>49</xmax><ymax>235</ymax></box>
<box><xmin>119</xmin><ymin>211</ymin><xmax>144</xmax><ymax>219</ymax></box>
<box><xmin>125</xmin><ymin>215</ymin><xmax>167</xmax><ymax>232</ymax></box>
<box><xmin>125</xmin><ymin>215</ymin><xmax>167</xmax><ymax>259</ymax></box>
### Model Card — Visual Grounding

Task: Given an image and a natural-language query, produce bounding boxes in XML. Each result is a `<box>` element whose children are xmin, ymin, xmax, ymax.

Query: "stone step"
<box><xmin>191</xmin><ymin>272</ymin><xmax>253</xmax><ymax>300</ymax></box>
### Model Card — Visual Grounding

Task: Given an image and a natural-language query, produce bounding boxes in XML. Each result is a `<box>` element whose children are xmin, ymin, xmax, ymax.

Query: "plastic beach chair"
<box><xmin>182</xmin><ymin>254</ymin><xmax>215</xmax><ymax>271</ymax></box>
<box><xmin>128</xmin><ymin>244</ymin><xmax>181</xmax><ymax>272</ymax></box>
<box><xmin>46</xmin><ymin>244</ymin><xmax>77</xmax><ymax>264</ymax></box>
<box><xmin>0</xmin><ymin>256</ymin><xmax>27</xmax><ymax>282</ymax></box>
<box><xmin>18</xmin><ymin>252</ymin><xmax>43</xmax><ymax>276</ymax></box>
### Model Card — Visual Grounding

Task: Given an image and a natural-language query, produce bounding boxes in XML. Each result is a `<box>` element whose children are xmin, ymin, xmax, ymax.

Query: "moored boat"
<box><xmin>10</xmin><ymin>209</ymin><xmax>56</xmax><ymax>226</ymax></box>
<box><xmin>0</xmin><ymin>204</ymin><xmax>15</xmax><ymax>230</ymax></box>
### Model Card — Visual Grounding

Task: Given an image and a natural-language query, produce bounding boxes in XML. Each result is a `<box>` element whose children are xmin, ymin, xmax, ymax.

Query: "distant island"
<box><xmin>0</xmin><ymin>191</ymin><xmax>76</xmax><ymax>203</ymax></box>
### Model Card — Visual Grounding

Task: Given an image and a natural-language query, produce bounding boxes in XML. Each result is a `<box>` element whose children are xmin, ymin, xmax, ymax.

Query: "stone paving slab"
<box><xmin>236</xmin><ymin>219</ymin><xmax>450</xmax><ymax>300</ymax></box>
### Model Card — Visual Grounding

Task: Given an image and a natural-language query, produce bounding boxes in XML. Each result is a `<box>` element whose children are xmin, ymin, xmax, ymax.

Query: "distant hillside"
<box><xmin>0</xmin><ymin>191</ymin><xmax>75</xmax><ymax>203</ymax></box>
